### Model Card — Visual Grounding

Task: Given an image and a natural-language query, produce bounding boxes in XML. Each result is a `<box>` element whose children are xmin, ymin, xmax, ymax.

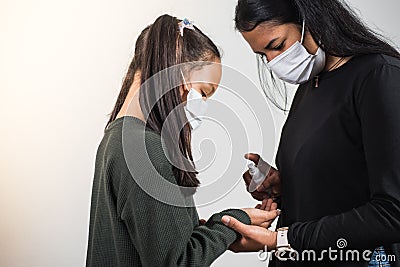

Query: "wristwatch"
<box><xmin>275</xmin><ymin>227</ymin><xmax>297</xmax><ymax>260</ymax></box>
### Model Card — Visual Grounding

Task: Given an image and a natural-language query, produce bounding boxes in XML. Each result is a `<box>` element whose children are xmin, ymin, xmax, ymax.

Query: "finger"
<box><xmin>260</xmin><ymin>198</ymin><xmax>273</xmax><ymax>211</ymax></box>
<box><xmin>263</xmin><ymin>209</ymin><xmax>280</xmax><ymax>221</ymax></box>
<box><xmin>244</xmin><ymin>153</ymin><xmax>260</xmax><ymax>164</ymax></box>
<box><xmin>271</xmin><ymin>183</ymin><xmax>281</xmax><ymax>197</ymax></box>
<box><xmin>271</xmin><ymin>202</ymin><xmax>278</xmax><ymax>211</ymax></box>
<box><xmin>271</xmin><ymin>182</ymin><xmax>281</xmax><ymax>197</ymax></box>
<box><xmin>243</xmin><ymin>171</ymin><xmax>252</xmax><ymax>186</ymax></box>
<box><xmin>268</xmin><ymin>171</ymin><xmax>280</xmax><ymax>187</ymax></box>
<box><xmin>257</xmin><ymin>183</ymin><xmax>271</xmax><ymax>195</ymax></box>
<box><xmin>265</xmin><ymin>198</ymin><xmax>273</xmax><ymax>211</ymax></box>
<box><xmin>267</xmin><ymin>166</ymin><xmax>277</xmax><ymax>177</ymax></box>
<box><xmin>256</xmin><ymin>181</ymin><xmax>270</xmax><ymax>193</ymax></box>
<box><xmin>260</xmin><ymin>198</ymin><xmax>268</xmax><ymax>210</ymax></box>
<box><xmin>199</xmin><ymin>219</ymin><xmax>207</xmax><ymax>225</ymax></box>
<box><xmin>258</xmin><ymin>178</ymin><xmax>272</xmax><ymax>192</ymax></box>
<box><xmin>257</xmin><ymin>173</ymin><xmax>281</xmax><ymax>194</ymax></box>
<box><xmin>272</xmin><ymin>189</ymin><xmax>280</xmax><ymax>197</ymax></box>
<box><xmin>256</xmin><ymin>183</ymin><xmax>267</xmax><ymax>193</ymax></box>
<box><xmin>222</xmin><ymin>216</ymin><xmax>250</xmax><ymax>235</ymax></box>
<box><xmin>260</xmin><ymin>221</ymin><xmax>274</xmax><ymax>228</ymax></box>
<box><xmin>255</xmin><ymin>204</ymin><xmax>261</xmax><ymax>209</ymax></box>
<box><xmin>250</xmin><ymin>209</ymin><xmax>281</xmax><ymax>225</ymax></box>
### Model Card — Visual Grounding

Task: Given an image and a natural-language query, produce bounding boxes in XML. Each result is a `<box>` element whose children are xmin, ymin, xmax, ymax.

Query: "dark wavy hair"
<box><xmin>235</xmin><ymin>0</ymin><xmax>400</xmax><ymax>110</ymax></box>
<box><xmin>107</xmin><ymin>14</ymin><xmax>221</xmax><ymax>188</ymax></box>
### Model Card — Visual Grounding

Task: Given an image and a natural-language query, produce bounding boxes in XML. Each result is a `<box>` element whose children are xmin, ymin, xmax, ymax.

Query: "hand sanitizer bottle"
<box><xmin>247</xmin><ymin>156</ymin><xmax>271</xmax><ymax>192</ymax></box>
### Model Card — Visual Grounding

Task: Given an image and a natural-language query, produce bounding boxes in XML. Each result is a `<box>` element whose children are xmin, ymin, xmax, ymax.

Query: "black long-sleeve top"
<box><xmin>275</xmin><ymin>54</ymin><xmax>400</xmax><ymax>267</ymax></box>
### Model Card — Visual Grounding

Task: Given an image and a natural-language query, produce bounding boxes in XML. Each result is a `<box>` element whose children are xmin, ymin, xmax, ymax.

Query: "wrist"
<box><xmin>276</xmin><ymin>227</ymin><xmax>290</xmax><ymax>249</ymax></box>
<box><xmin>239</xmin><ymin>208</ymin><xmax>251</xmax><ymax>223</ymax></box>
<box><xmin>271</xmin><ymin>231</ymin><xmax>278</xmax><ymax>250</ymax></box>
<box><xmin>275</xmin><ymin>227</ymin><xmax>297</xmax><ymax>260</ymax></box>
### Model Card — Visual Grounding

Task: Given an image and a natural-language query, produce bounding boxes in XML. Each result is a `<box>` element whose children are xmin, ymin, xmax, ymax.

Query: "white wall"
<box><xmin>0</xmin><ymin>0</ymin><xmax>399</xmax><ymax>266</ymax></box>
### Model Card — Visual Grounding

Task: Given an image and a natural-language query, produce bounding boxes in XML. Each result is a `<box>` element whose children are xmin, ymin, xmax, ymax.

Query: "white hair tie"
<box><xmin>178</xmin><ymin>18</ymin><xmax>195</xmax><ymax>37</ymax></box>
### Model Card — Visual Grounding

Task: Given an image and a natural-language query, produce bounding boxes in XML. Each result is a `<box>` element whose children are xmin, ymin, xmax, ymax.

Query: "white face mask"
<box><xmin>180</xmin><ymin>70</ymin><xmax>208</xmax><ymax>130</ymax></box>
<box><xmin>267</xmin><ymin>20</ymin><xmax>326</xmax><ymax>85</ymax></box>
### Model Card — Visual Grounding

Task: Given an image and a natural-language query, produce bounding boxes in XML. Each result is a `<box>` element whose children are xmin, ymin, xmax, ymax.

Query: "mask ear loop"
<box><xmin>180</xmin><ymin>70</ymin><xmax>190</xmax><ymax>92</ymax></box>
<box><xmin>300</xmin><ymin>19</ymin><xmax>306</xmax><ymax>44</ymax></box>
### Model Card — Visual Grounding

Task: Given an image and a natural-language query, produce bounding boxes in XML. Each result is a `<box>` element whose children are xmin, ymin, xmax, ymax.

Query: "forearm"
<box><xmin>137</xmin><ymin>209</ymin><xmax>250</xmax><ymax>267</ymax></box>
<box><xmin>179</xmin><ymin>209</ymin><xmax>251</xmax><ymax>266</ymax></box>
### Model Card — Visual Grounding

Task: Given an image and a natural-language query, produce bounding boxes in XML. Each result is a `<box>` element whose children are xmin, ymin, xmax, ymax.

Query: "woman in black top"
<box><xmin>221</xmin><ymin>1</ymin><xmax>400</xmax><ymax>266</ymax></box>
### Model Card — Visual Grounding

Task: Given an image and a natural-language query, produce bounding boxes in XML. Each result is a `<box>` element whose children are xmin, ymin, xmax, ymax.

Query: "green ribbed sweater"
<box><xmin>86</xmin><ymin>116</ymin><xmax>251</xmax><ymax>267</ymax></box>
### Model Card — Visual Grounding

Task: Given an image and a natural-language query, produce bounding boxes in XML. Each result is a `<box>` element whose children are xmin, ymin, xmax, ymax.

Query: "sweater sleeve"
<box><xmin>120</xmin><ymin>161</ymin><xmax>251</xmax><ymax>266</ymax></box>
<box><xmin>287</xmin><ymin>63</ymin><xmax>400</xmax><ymax>251</ymax></box>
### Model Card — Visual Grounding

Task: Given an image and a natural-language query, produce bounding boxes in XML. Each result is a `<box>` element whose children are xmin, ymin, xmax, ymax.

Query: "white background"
<box><xmin>0</xmin><ymin>0</ymin><xmax>399</xmax><ymax>266</ymax></box>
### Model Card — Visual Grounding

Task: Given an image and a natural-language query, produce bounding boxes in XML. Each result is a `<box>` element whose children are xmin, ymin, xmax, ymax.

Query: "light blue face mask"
<box><xmin>267</xmin><ymin>20</ymin><xmax>326</xmax><ymax>85</ymax></box>
<box><xmin>180</xmin><ymin>70</ymin><xmax>208</xmax><ymax>130</ymax></box>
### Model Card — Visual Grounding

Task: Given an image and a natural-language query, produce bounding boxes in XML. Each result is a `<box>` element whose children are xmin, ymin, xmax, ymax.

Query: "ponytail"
<box><xmin>106</xmin><ymin>25</ymin><xmax>150</xmax><ymax>129</ymax></box>
<box><xmin>139</xmin><ymin>15</ymin><xmax>200</xmax><ymax>188</ymax></box>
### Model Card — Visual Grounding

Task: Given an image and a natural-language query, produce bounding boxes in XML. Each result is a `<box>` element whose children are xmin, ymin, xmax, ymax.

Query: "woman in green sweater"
<box><xmin>86</xmin><ymin>14</ymin><xmax>279</xmax><ymax>266</ymax></box>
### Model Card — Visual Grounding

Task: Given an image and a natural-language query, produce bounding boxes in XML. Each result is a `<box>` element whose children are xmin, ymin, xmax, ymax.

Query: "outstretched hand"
<box><xmin>225</xmin><ymin>197</ymin><xmax>280</xmax><ymax>253</ymax></box>
<box><xmin>222</xmin><ymin>216</ymin><xmax>278</xmax><ymax>252</ymax></box>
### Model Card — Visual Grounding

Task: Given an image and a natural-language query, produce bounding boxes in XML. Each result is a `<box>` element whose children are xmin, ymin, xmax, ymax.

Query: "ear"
<box><xmin>180</xmin><ymin>85</ymin><xmax>189</xmax><ymax>102</ymax></box>
<box><xmin>303</xmin><ymin>31</ymin><xmax>319</xmax><ymax>55</ymax></box>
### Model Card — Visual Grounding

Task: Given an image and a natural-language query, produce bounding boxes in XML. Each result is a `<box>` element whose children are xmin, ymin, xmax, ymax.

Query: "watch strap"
<box><xmin>276</xmin><ymin>227</ymin><xmax>290</xmax><ymax>248</ymax></box>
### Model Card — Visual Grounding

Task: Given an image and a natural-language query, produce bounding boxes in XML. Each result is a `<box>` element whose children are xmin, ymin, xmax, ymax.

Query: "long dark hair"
<box><xmin>108</xmin><ymin>14</ymin><xmax>221</xmax><ymax>188</ymax></box>
<box><xmin>235</xmin><ymin>0</ymin><xmax>400</xmax><ymax>110</ymax></box>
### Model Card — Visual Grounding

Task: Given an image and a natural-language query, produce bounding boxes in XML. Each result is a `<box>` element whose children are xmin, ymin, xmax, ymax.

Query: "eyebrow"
<box><xmin>254</xmin><ymin>37</ymin><xmax>279</xmax><ymax>54</ymax></box>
